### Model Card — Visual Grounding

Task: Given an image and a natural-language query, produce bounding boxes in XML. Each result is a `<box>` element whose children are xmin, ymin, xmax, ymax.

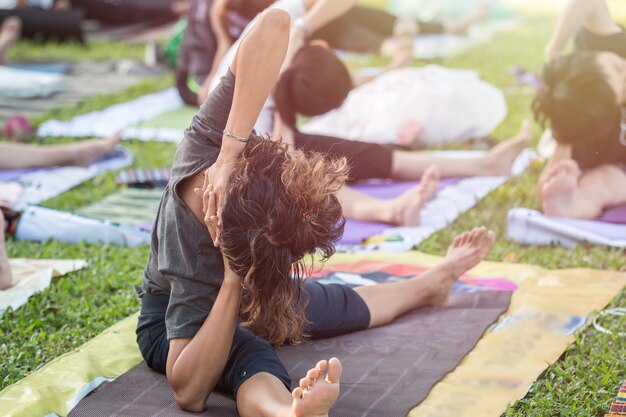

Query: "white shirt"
<box><xmin>209</xmin><ymin>0</ymin><xmax>307</xmax><ymax>135</ymax></box>
<box><xmin>301</xmin><ymin>65</ymin><xmax>508</xmax><ymax>146</ymax></box>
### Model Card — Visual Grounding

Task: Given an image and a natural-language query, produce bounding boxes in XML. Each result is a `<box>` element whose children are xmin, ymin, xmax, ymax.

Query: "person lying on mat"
<box><xmin>0</xmin><ymin>133</ymin><xmax>120</xmax><ymax>170</ymax></box>
<box><xmin>136</xmin><ymin>11</ymin><xmax>497</xmax><ymax>415</ymax></box>
<box><xmin>177</xmin><ymin>0</ymin><xmax>489</xmax><ymax>106</ymax></box>
<box><xmin>533</xmin><ymin>0</ymin><xmax>626</xmax><ymax>219</ymax></box>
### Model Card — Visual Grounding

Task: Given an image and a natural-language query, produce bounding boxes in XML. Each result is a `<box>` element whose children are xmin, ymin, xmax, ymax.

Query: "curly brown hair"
<box><xmin>219</xmin><ymin>136</ymin><xmax>348</xmax><ymax>346</ymax></box>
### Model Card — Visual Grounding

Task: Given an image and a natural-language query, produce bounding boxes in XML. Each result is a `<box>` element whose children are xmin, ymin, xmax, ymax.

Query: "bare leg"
<box><xmin>390</xmin><ymin>120</ymin><xmax>531</xmax><ymax>180</ymax></box>
<box><xmin>0</xmin><ymin>212</ymin><xmax>14</xmax><ymax>291</ymax></box>
<box><xmin>541</xmin><ymin>160</ymin><xmax>626</xmax><ymax>219</ymax></box>
<box><xmin>441</xmin><ymin>2</ymin><xmax>490</xmax><ymax>36</ymax></box>
<box><xmin>355</xmin><ymin>227</ymin><xmax>496</xmax><ymax>328</ymax></box>
<box><xmin>545</xmin><ymin>0</ymin><xmax>620</xmax><ymax>61</ymax></box>
<box><xmin>236</xmin><ymin>359</ymin><xmax>342</xmax><ymax>417</ymax></box>
<box><xmin>0</xmin><ymin>133</ymin><xmax>121</xmax><ymax>170</ymax></box>
<box><xmin>338</xmin><ymin>166</ymin><xmax>439</xmax><ymax>225</ymax></box>
<box><xmin>0</xmin><ymin>16</ymin><xmax>21</xmax><ymax>65</ymax></box>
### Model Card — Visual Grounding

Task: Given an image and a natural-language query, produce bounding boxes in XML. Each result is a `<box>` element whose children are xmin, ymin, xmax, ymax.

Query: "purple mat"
<box><xmin>68</xmin><ymin>290</ymin><xmax>511</xmax><ymax>417</ymax></box>
<box><xmin>0</xmin><ymin>168</ymin><xmax>37</xmax><ymax>182</ymax></box>
<box><xmin>598</xmin><ymin>205</ymin><xmax>626</xmax><ymax>224</ymax></box>
<box><xmin>339</xmin><ymin>178</ymin><xmax>459</xmax><ymax>245</ymax></box>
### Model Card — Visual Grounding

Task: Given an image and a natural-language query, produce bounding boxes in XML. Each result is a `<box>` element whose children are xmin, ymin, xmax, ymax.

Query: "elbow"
<box><xmin>174</xmin><ymin>391</ymin><xmax>208</xmax><ymax>413</ymax></box>
<box><xmin>258</xmin><ymin>8</ymin><xmax>291</xmax><ymax>34</ymax></box>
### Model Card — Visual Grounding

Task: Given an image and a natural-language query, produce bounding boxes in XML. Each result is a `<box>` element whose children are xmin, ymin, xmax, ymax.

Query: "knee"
<box><xmin>258</xmin><ymin>8</ymin><xmax>292</xmax><ymax>33</ymax></box>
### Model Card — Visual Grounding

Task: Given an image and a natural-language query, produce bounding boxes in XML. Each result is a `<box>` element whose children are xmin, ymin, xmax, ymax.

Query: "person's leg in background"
<box><xmin>546</xmin><ymin>0</ymin><xmax>621</xmax><ymax>61</ymax></box>
<box><xmin>337</xmin><ymin>166</ymin><xmax>440</xmax><ymax>226</ymax></box>
<box><xmin>0</xmin><ymin>133</ymin><xmax>121</xmax><ymax>170</ymax></box>
<box><xmin>312</xmin><ymin>4</ymin><xmax>490</xmax><ymax>55</ymax></box>
<box><xmin>0</xmin><ymin>16</ymin><xmax>21</xmax><ymax>65</ymax></box>
<box><xmin>295</xmin><ymin>121</ymin><xmax>531</xmax><ymax>183</ymax></box>
<box><xmin>541</xmin><ymin>160</ymin><xmax>626</xmax><ymax>219</ymax></box>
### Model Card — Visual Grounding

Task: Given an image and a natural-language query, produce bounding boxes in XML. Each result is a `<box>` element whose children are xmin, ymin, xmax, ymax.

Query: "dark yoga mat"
<box><xmin>69</xmin><ymin>290</ymin><xmax>511</xmax><ymax>417</ymax></box>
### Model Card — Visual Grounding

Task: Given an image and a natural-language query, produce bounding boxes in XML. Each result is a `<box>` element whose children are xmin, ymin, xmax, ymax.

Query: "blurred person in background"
<box><xmin>534</xmin><ymin>0</ymin><xmax>626</xmax><ymax>219</ymax></box>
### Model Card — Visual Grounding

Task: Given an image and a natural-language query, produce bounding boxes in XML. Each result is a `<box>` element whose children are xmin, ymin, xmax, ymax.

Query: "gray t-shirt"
<box><xmin>142</xmin><ymin>70</ymin><xmax>236</xmax><ymax>340</ymax></box>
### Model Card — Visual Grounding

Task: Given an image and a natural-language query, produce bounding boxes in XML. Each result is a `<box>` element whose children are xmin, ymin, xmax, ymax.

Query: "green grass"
<box><xmin>1</xmin><ymin>1</ymin><xmax>626</xmax><ymax>416</ymax></box>
<box><xmin>9</xmin><ymin>39</ymin><xmax>145</xmax><ymax>62</ymax></box>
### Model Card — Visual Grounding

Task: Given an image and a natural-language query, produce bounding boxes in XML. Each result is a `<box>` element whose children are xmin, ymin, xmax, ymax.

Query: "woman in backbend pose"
<box><xmin>136</xmin><ymin>9</ymin><xmax>497</xmax><ymax>416</ymax></box>
<box><xmin>534</xmin><ymin>0</ymin><xmax>626</xmax><ymax>219</ymax></box>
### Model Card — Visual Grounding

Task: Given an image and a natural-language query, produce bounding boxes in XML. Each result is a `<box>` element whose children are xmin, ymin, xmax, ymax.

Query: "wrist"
<box><xmin>222</xmin><ymin>272</ymin><xmax>242</xmax><ymax>289</ymax></box>
<box><xmin>218</xmin><ymin>135</ymin><xmax>246</xmax><ymax>160</ymax></box>
<box><xmin>293</xmin><ymin>17</ymin><xmax>311</xmax><ymax>37</ymax></box>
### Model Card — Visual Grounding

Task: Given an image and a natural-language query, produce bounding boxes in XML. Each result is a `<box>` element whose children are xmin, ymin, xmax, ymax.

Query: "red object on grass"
<box><xmin>4</xmin><ymin>116</ymin><xmax>34</xmax><ymax>142</ymax></box>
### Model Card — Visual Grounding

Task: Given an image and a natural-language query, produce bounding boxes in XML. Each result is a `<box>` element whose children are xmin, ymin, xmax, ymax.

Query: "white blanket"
<box><xmin>5</xmin><ymin>147</ymin><xmax>133</xmax><ymax>210</ymax></box>
<box><xmin>16</xmin><ymin>205</ymin><xmax>152</xmax><ymax>247</ymax></box>
<box><xmin>0</xmin><ymin>66</ymin><xmax>64</xmax><ymax>99</ymax></box>
<box><xmin>507</xmin><ymin>208</ymin><xmax>626</xmax><ymax>248</ymax></box>
<box><xmin>0</xmin><ymin>258</ymin><xmax>87</xmax><ymax>315</ymax></box>
<box><xmin>301</xmin><ymin>66</ymin><xmax>507</xmax><ymax>147</ymax></box>
<box><xmin>37</xmin><ymin>88</ymin><xmax>184</xmax><ymax>142</ymax></box>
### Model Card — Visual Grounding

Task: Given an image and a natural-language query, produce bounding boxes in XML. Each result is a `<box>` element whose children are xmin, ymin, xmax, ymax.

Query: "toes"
<box><xmin>316</xmin><ymin>359</ymin><xmax>327</xmax><ymax>375</ymax></box>
<box><xmin>423</xmin><ymin>165</ymin><xmax>440</xmax><ymax>181</ymax></box>
<box><xmin>306</xmin><ymin>368</ymin><xmax>320</xmax><ymax>382</ymax></box>
<box><xmin>326</xmin><ymin>357</ymin><xmax>342</xmax><ymax>383</ymax></box>
<box><xmin>562</xmin><ymin>159</ymin><xmax>581</xmax><ymax>176</ymax></box>
<box><xmin>485</xmin><ymin>230</ymin><xmax>496</xmax><ymax>246</ymax></box>
<box><xmin>299</xmin><ymin>377</ymin><xmax>312</xmax><ymax>390</ymax></box>
<box><xmin>292</xmin><ymin>387</ymin><xmax>303</xmax><ymax>400</ymax></box>
<box><xmin>471</xmin><ymin>227</ymin><xmax>487</xmax><ymax>244</ymax></box>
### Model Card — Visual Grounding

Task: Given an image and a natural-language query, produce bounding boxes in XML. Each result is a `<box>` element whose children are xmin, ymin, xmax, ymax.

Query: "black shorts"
<box><xmin>294</xmin><ymin>131</ymin><xmax>394</xmax><ymax>183</ymax></box>
<box><xmin>575</xmin><ymin>25</ymin><xmax>626</xmax><ymax>58</ymax></box>
<box><xmin>313</xmin><ymin>5</ymin><xmax>444</xmax><ymax>53</ymax></box>
<box><xmin>136</xmin><ymin>281</ymin><xmax>370</xmax><ymax>399</ymax></box>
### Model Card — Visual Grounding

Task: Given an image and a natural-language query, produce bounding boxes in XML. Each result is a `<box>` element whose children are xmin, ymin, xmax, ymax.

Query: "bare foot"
<box><xmin>291</xmin><ymin>358</ymin><xmax>341</xmax><ymax>417</ymax></box>
<box><xmin>0</xmin><ymin>213</ymin><xmax>14</xmax><ymax>291</ymax></box>
<box><xmin>387</xmin><ymin>166</ymin><xmax>440</xmax><ymax>226</ymax></box>
<box><xmin>425</xmin><ymin>227</ymin><xmax>496</xmax><ymax>307</ymax></box>
<box><xmin>445</xmin><ymin>2</ymin><xmax>490</xmax><ymax>36</ymax></box>
<box><xmin>70</xmin><ymin>132</ymin><xmax>121</xmax><ymax>167</ymax></box>
<box><xmin>0</xmin><ymin>16</ymin><xmax>21</xmax><ymax>65</ymax></box>
<box><xmin>483</xmin><ymin>119</ymin><xmax>532</xmax><ymax>176</ymax></box>
<box><xmin>540</xmin><ymin>159</ymin><xmax>580</xmax><ymax>217</ymax></box>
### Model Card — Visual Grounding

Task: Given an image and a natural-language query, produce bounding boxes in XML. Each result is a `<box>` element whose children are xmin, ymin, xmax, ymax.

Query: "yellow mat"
<box><xmin>0</xmin><ymin>252</ymin><xmax>624</xmax><ymax>417</ymax></box>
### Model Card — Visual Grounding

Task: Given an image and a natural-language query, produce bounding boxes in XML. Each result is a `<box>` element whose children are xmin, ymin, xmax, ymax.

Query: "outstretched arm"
<box><xmin>168</xmin><ymin>9</ymin><xmax>291</xmax><ymax>413</ymax></box>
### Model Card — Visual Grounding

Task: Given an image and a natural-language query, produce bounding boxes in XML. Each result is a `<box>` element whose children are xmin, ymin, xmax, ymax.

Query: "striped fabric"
<box><xmin>115</xmin><ymin>168</ymin><xmax>171</xmax><ymax>188</ymax></box>
<box><xmin>607</xmin><ymin>381</ymin><xmax>626</xmax><ymax>417</ymax></box>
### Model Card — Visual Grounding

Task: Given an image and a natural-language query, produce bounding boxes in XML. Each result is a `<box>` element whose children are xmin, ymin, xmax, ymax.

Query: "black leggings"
<box><xmin>575</xmin><ymin>26</ymin><xmax>626</xmax><ymax>58</ymax></box>
<box><xmin>294</xmin><ymin>131</ymin><xmax>394</xmax><ymax>183</ymax></box>
<box><xmin>136</xmin><ymin>281</ymin><xmax>370</xmax><ymax>399</ymax></box>
<box><xmin>312</xmin><ymin>5</ymin><xmax>445</xmax><ymax>53</ymax></box>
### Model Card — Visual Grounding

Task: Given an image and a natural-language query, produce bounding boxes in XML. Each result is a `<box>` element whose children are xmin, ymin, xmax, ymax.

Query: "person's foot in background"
<box><xmin>0</xmin><ymin>16</ymin><xmax>21</xmax><ymax>66</ymax></box>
